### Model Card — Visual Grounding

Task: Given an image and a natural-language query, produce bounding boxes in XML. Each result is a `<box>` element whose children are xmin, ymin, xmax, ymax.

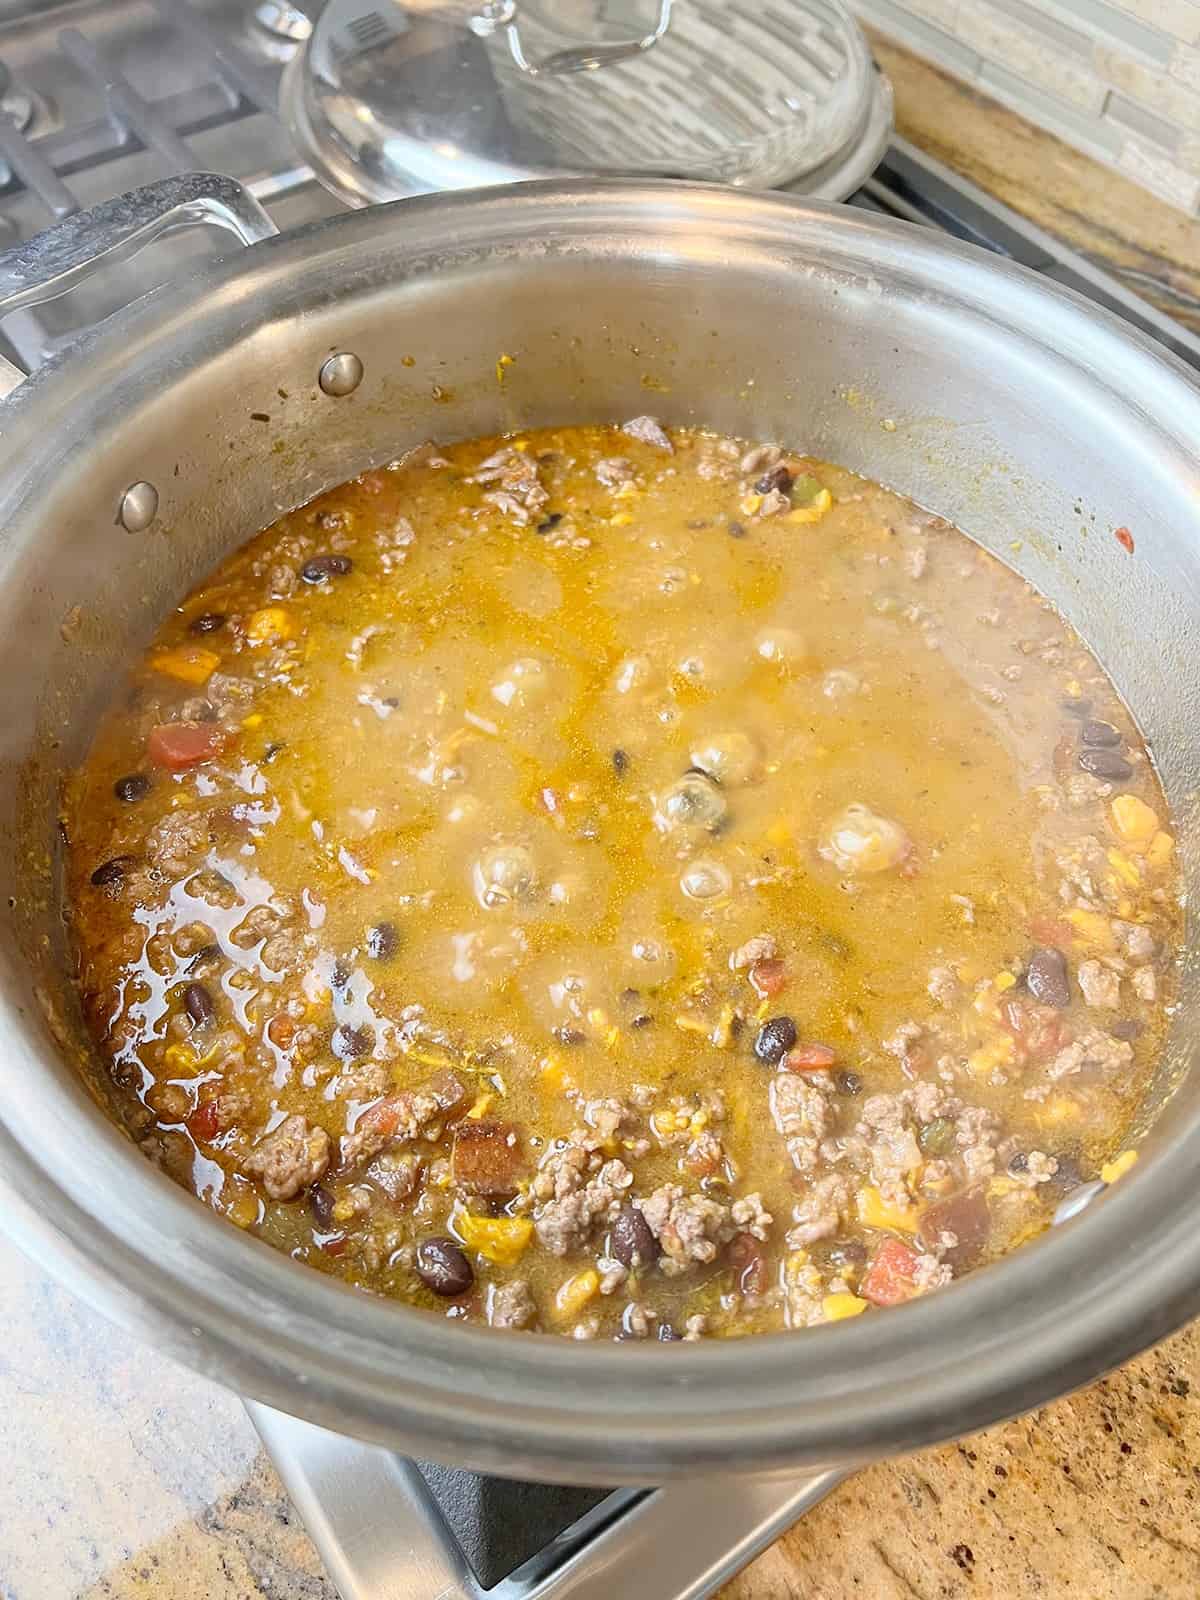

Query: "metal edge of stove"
<box><xmin>247</xmin><ymin>1401</ymin><xmax>847</xmax><ymax>1600</ymax></box>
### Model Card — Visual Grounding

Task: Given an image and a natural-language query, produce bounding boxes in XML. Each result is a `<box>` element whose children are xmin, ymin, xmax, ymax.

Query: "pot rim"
<box><xmin>2</xmin><ymin>179</ymin><xmax>1199</xmax><ymax>1480</ymax></box>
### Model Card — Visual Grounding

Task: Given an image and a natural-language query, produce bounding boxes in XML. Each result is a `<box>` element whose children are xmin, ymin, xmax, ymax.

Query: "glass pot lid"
<box><xmin>281</xmin><ymin>0</ymin><xmax>892</xmax><ymax>205</ymax></box>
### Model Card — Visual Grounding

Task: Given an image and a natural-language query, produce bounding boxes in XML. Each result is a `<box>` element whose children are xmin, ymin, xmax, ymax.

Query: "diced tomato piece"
<box><xmin>782</xmin><ymin>1042</ymin><xmax>837</xmax><ymax>1074</ymax></box>
<box><xmin>358</xmin><ymin>1094</ymin><xmax>406</xmax><ymax>1141</ymax></box>
<box><xmin>321</xmin><ymin>1234</ymin><xmax>349</xmax><ymax>1256</ymax></box>
<box><xmin>1000</xmin><ymin>996</ymin><xmax>1067</xmax><ymax>1065</ymax></box>
<box><xmin>148</xmin><ymin>721</ymin><xmax>226</xmax><ymax>770</ymax></box>
<box><xmin>1031</xmin><ymin>913</ymin><xmax>1072</xmax><ymax>948</ymax></box>
<box><xmin>452</xmin><ymin>1120</ymin><xmax>525</xmax><ymax>1197</ymax></box>
<box><xmin>749</xmin><ymin>958</ymin><xmax>788</xmax><ymax>998</ymax></box>
<box><xmin>187</xmin><ymin>1100</ymin><xmax>221</xmax><ymax>1142</ymax></box>
<box><xmin>861</xmin><ymin>1237</ymin><xmax>921</xmax><ymax>1307</ymax></box>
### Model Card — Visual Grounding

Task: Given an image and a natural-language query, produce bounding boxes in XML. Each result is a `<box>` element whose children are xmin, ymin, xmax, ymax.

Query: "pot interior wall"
<box><xmin>0</xmin><ymin>191</ymin><xmax>1197</xmax><ymax>1353</ymax></box>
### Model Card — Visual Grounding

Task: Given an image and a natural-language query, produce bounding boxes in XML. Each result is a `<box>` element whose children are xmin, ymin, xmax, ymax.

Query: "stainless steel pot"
<box><xmin>1</xmin><ymin>174</ymin><xmax>1198</xmax><ymax>1486</ymax></box>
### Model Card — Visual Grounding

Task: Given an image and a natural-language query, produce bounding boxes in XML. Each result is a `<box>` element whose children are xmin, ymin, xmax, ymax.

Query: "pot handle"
<box><xmin>0</xmin><ymin>172</ymin><xmax>277</xmax><ymax>396</ymax></box>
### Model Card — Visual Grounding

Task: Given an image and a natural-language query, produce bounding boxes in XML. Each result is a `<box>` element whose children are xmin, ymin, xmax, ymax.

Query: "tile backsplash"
<box><xmin>851</xmin><ymin>0</ymin><xmax>1200</xmax><ymax>214</ymax></box>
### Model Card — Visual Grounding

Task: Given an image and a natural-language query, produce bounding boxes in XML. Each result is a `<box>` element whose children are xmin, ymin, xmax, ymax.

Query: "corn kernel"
<box><xmin>1106</xmin><ymin>848</ymin><xmax>1141</xmax><ymax>888</ymax></box>
<box><xmin>228</xmin><ymin>1190</ymin><xmax>260</xmax><ymax>1230</ymax></box>
<box><xmin>994</xmin><ymin>970</ymin><xmax>1017</xmax><ymax>992</ymax></box>
<box><xmin>1035</xmin><ymin>1095</ymin><xmax>1079</xmax><ymax>1126</ymax></box>
<box><xmin>465</xmin><ymin>1092</ymin><xmax>495</xmax><ymax>1120</ymax></box>
<box><xmin>823</xmin><ymin>1292</ymin><xmax>868</xmax><ymax>1321</ymax></box>
<box><xmin>152</xmin><ymin>645</ymin><xmax>220</xmax><ymax>685</ymax></box>
<box><xmin>1100</xmin><ymin>1149</ymin><xmax>1138</xmax><ymax>1184</ymax></box>
<box><xmin>1110</xmin><ymin>794</ymin><xmax>1159</xmax><ymax>845</ymax></box>
<box><xmin>495</xmin><ymin>353</ymin><xmax>514</xmax><ymax>384</ymax></box>
<box><xmin>246</xmin><ymin>606</ymin><xmax>294</xmax><ymax>644</ymax></box>
<box><xmin>553</xmin><ymin>1268</ymin><xmax>600</xmax><ymax>1321</ymax></box>
<box><xmin>765</xmin><ymin>818</ymin><xmax>792</xmax><ymax>846</ymax></box>
<box><xmin>1146</xmin><ymin>831</ymin><xmax>1175</xmax><ymax>868</ymax></box>
<box><xmin>610</xmin><ymin>511</ymin><xmax>634</xmax><ymax>527</ymax></box>
<box><xmin>712</xmin><ymin>1003</ymin><xmax>736</xmax><ymax>1049</ymax></box>
<box><xmin>674</xmin><ymin>1012</ymin><xmax>710</xmax><ymax>1035</ymax></box>
<box><xmin>1066</xmin><ymin>907</ymin><xmax>1115</xmax><ymax>951</ymax></box>
<box><xmin>242</xmin><ymin>713</ymin><xmax>264</xmax><ymax>729</ymax></box>
<box><xmin>966</xmin><ymin>1036</ymin><xmax>1016</xmax><ymax>1077</ymax></box>
<box><xmin>456</xmin><ymin>1212</ymin><xmax>533</xmax><ymax>1266</ymax></box>
<box><xmin>789</xmin><ymin>488</ymin><xmax>833</xmax><ymax>524</ymax></box>
<box><xmin>740</xmin><ymin>493</ymin><xmax>764</xmax><ymax>516</ymax></box>
<box><xmin>857</xmin><ymin>1184</ymin><xmax>920</xmax><ymax>1233</ymax></box>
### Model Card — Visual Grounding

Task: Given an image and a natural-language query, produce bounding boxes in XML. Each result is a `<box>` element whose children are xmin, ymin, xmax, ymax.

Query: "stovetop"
<box><xmin>2</xmin><ymin>5</ymin><xmax>1198</xmax><ymax>1597</ymax></box>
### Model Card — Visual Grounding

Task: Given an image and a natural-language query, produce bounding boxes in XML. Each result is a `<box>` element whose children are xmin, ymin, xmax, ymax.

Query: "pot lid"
<box><xmin>280</xmin><ymin>0</ymin><xmax>892</xmax><ymax>205</ymax></box>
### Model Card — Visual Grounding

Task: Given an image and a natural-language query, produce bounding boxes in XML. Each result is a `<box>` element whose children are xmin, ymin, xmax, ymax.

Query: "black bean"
<box><xmin>301</xmin><ymin>553</ymin><xmax>353</xmax><ymax>583</ymax></box>
<box><xmin>183</xmin><ymin>982</ymin><xmax>215</xmax><ymax>1026</ymax></box>
<box><xmin>416</xmin><ymin>1236</ymin><xmax>474</xmax><ymax>1297</ymax></box>
<box><xmin>754</xmin><ymin>1015</ymin><xmax>798</xmax><ymax>1064</ymax></box>
<box><xmin>91</xmin><ymin>855</ymin><xmax>137</xmax><ymax>891</ymax></box>
<box><xmin>727</xmin><ymin>519</ymin><xmax>746</xmax><ymax>538</ymax></box>
<box><xmin>366</xmin><ymin>921</ymin><xmax>399</xmax><ymax>961</ymax></box>
<box><xmin>536</xmin><ymin>512</ymin><xmax>563</xmax><ymax>533</ymax></box>
<box><xmin>826</xmin><ymin>1237</ymin><xmax>867</xmax><ymax>1270</ymax></box>
<box><xmin>189</xmin><ymin>612</ymin><xmax>226</xmax><ymax>635</ymax></box>
<box><xmin>612</xmin><ymin>748</ymin><xmax>629</xmax><ymax>777</ymax></box>
<box><xmin>335</xmin><ymin>1024</ymin><xmax>373</xmax><ymax>1060</ymax></box>
<box><xmin>1061</xmin><ymin>696</ymin><xmax>1091</xmax><ymax>718</ymax></box>
<box><xmin>657</xmin><ymin>1322</ymin><xmax>682</xmax><ymax>1341</ymax></box>
<box><xmin>1078</xmin><ymin>747</ymin><xmax>1133</xmax><ymax>781</ymax></box>
<box><xmin>185</xmin><ymin>943</ymin><xmax>221</xmax><ymax>976</ymax></box>
<box><xmin>610</xmin><ymin>1204</ymin><xmax>659</xmax><ymax>1270</ymax></box>
<box><xmin>331</xmin><ymin>960</ymin><xmax>351</xmax><ymax>991</ymax></box>
<box><xmin>1026</xmin><ymin>946</ymin><xmax>1071</xmax><ymax>1009</ymax></box>
<box><xmin>630</xmin><ymin>1013</ymin><xmax>654</xmax><ymax>1029</ymax></box>
<box><xmin>555</xmin><ymin>1025</ymin><xmax>587</xmax><ymax>1047</ymax></box>
<box><xmin>754</xmin><ymin>463</ymin><xmax>793</xmax><ymax>496</ymax></box>
<box><xmin>1008</xmin><ymin>1150</ymin><xmax>1029</xmax><ymax>1174</ymax></box>
<box><xmin>113</xmin><ymin>773</ymin><xmax>151</xmax><ymax>804</ymax></box>
<box><xmin>1111</xmin><ymin>1018</ymin><xmax>1145</xmax><ymax>1041</ymax></box>
<box><xmin>835</xmin><ymin>1070</ymin><xmax>863</xmax><ymax>1096</ymax></box>
<box><xmin>309</xmin><ymin>1184</ymin><xmax>335</xmax><ymax>1229</ymax></box>
<box><xmin>1081</xmin><ymin>719</ymin><xmax>1121</xmax><ymax>747</ymax></box>
<box><xmin>1048</xmin><ymin>1154</ymin><xmax>1084</xmax><ymax>1192</ymax></box>
<box><xmin>262</xmin><ymin>741</ymin><xmax>286</xmax><ymax>763</ymax></box>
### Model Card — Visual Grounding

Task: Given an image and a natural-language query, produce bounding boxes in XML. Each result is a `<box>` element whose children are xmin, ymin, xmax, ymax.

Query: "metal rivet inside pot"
<box><xmin>1052</xmin><ymin>1179</ymin><xmax>1107</xmax><ymax>1226</ymax></box>
<box><xmin>118</xmin><ymin>480</ymin><xmax>158</xmax><ymax>532</ymax></box>
<box><xmin>319</xmin><ymin>352</ymin><xmax>364</xmax><ymax>397</ymax></box>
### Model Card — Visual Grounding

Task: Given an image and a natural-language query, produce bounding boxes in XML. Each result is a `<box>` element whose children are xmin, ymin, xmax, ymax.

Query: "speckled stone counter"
<box><xmin>6</xmin><ymin>42</ymin><xmax>1200</xmax><ymax>1600</ymax></box>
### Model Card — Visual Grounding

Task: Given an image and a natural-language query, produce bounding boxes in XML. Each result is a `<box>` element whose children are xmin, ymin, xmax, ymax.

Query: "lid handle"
<box><xmin>470</xmin><ymin>0</ymin><xmax>673</xmax><ymax>77</ymax></box>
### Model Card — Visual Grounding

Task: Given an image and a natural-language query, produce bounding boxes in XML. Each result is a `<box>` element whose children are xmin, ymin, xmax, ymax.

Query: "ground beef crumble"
<box><xmin>244</xmin><ymin>1114</ymin><xmax>330</xmax><ymax>1200</ymax></box>
<box><xmin>635</xmin><ymin>1185</ymin><xmax>736</xmax><ymax>1275</ymax></box>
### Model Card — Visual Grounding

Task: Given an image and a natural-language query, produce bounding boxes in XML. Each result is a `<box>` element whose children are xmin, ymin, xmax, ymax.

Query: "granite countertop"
<box><xmin>6</xmin><ymin>39</ymin><xmax>1200</xmax><ymax>1600</ymax></box>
